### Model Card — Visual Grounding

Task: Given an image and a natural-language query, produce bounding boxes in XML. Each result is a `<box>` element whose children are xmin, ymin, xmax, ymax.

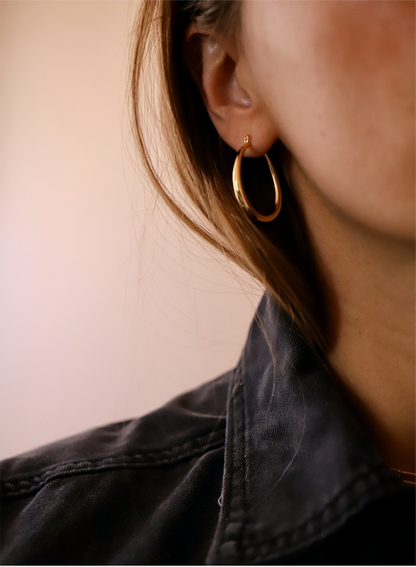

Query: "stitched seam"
<box><xmin>1</xmin><ymin>432</ymin><xmax>225</xmax><ymax>496</ymax></box>
<box><xmin>2</xmin><ymin>427</ymin><xmax>225</xmax><ymax>482</ymax></box>
<box><xmin>2</xmin><ymin>438</ymin><xmax>224</xmax><ymax>496</ymax></box>
<box><xmin>216</xmin><ymin>367</ymin><xmax>242</xmax><ymax>558</ymax></box>
<box><xmin>252</xmin><ymin>477</ymin><xmax>401</xmax><ymax>562</ymax></box>
<box><xmin>241</xmin><ymin>463</ymin><xmax>387</xmax><ymax>541</ymax></box>
<box><xmin>241</xmin><ymin>365</ymin><xmax>249</xmax><ymax>551</ymax></box>
<box><xmin>236</xmin><ymin>465</ymin><xmax>395</xmax><ymax>550</ymax></box>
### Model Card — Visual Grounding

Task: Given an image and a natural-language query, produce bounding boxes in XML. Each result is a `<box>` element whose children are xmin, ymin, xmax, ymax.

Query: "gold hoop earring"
<box><xmin>232</xmin><ymin>135</ymin><xmax>282</xmax><ymax>223</ymax></box>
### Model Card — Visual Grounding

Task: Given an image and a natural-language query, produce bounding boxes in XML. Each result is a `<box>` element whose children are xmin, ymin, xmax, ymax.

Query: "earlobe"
<box><xmin>184</xmin><ymin>24</ymin><xmax>277</xmax><ymax>157</ymax></box>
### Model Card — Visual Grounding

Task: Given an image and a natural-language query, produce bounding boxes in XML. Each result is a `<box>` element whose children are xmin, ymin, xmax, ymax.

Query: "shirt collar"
<box><xmin>208</xmin><ymin>293</ymin><xmax>407</xmax><ymax>564</ymax></box>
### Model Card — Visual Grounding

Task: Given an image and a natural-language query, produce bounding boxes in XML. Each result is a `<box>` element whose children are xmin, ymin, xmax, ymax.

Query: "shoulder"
<box><xmin>1</xmin><ymin>371</ymin><xmax>231</xmax><ymax>564</ymax></box>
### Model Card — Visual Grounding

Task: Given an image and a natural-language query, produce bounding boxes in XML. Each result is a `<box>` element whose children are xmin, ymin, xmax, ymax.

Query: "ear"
<box><xmin>184</xmin><ymin>24</ymin><xmax>277</xmax><ymax>158</ymax></box>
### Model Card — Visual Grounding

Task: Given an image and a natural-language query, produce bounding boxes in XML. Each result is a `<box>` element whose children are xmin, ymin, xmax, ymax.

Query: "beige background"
<box><xmin>0</xmin><ymin>0</ymin><xmax>261</xmax><ymax>460</ymax></box>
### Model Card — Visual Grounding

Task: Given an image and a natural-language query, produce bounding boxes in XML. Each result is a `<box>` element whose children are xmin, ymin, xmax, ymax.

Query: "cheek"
<box><xmin>243</xmin><ymin>1</ymin><xmax>415</xmax><ymax>239</ymax></box>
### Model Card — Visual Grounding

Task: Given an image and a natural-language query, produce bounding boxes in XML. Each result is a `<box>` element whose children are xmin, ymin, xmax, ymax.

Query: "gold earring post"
<box><xmin>232</xmin><ymin>135</ymin><xmax>282</xmax><ymax>223</ymax></box>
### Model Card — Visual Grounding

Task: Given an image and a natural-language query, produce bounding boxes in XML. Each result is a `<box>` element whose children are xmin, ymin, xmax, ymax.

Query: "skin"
<box><xmin>185</xmin><ymin>1</ymin><xmax>415</xmax><ymax>472</ymax></box>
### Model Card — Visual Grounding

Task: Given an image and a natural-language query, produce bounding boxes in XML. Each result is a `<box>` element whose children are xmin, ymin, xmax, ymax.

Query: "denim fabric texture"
<box><xmin>1</xmin><ymin>294</ymin><xmax>415</xmax><ymax>565</ymax></box>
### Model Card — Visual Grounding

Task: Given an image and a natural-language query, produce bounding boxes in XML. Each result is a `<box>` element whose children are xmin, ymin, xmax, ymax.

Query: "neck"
<box><xmin>286</xmin><ymin>156</ymin><xmax>415</xmax><ymax>473</ymax></box>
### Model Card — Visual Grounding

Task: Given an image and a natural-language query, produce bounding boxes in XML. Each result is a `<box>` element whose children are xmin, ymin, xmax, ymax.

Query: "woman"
<box><xmin>1</xmin><ymin>1</ymin><xmax>414</xmax><ymax>564</ymax></box>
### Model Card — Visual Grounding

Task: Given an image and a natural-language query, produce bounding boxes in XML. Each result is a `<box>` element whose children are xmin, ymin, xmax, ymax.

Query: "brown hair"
<box><xmin>129</xmin><ymin>0</ymin><xmax>327</xmax><ymax>353</ymax></box>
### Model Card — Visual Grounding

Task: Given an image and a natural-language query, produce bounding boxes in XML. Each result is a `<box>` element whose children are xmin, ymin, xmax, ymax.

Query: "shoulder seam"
<box><xmin>1</xmin><ymin>427</ymin><xmax>225</xmax><ymax>498</ymax></box>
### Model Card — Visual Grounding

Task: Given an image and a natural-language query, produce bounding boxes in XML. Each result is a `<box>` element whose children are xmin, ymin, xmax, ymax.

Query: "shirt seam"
<box><xmin>215</xmin><ymin>365</ymin><xmax>246</xmax><ymax>563</ymax></box>
<box><xmin>1</xmin><ymin>429</ymin><xmax>225</xmax><ymax>498</ymax></box>
<box><xmin>241</xmin><ymin>364</ymin><xmax>249</xmax><ymax>555</ymax></box>
<box><xmin>232</xmin><ymin>466</ymin><xmax>401</xmax><ymax>558</ymax></box>
<box><xmin>246</xmin><ymin>478</ymin><xmax>403</xmax><ymax>563</ymax></box>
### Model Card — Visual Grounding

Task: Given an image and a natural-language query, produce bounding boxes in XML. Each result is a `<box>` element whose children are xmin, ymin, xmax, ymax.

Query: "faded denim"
<box><xmin>1</xmin><ymin>294</ymin><xmax>414</xmax><ymax>564</ymax></box>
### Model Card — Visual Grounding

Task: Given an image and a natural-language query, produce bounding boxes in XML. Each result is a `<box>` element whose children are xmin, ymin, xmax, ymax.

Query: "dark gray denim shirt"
<box><xmin>1</xmin><ymin>294</ymin><xmax>414</xmax><ymax>564</ymax></box>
